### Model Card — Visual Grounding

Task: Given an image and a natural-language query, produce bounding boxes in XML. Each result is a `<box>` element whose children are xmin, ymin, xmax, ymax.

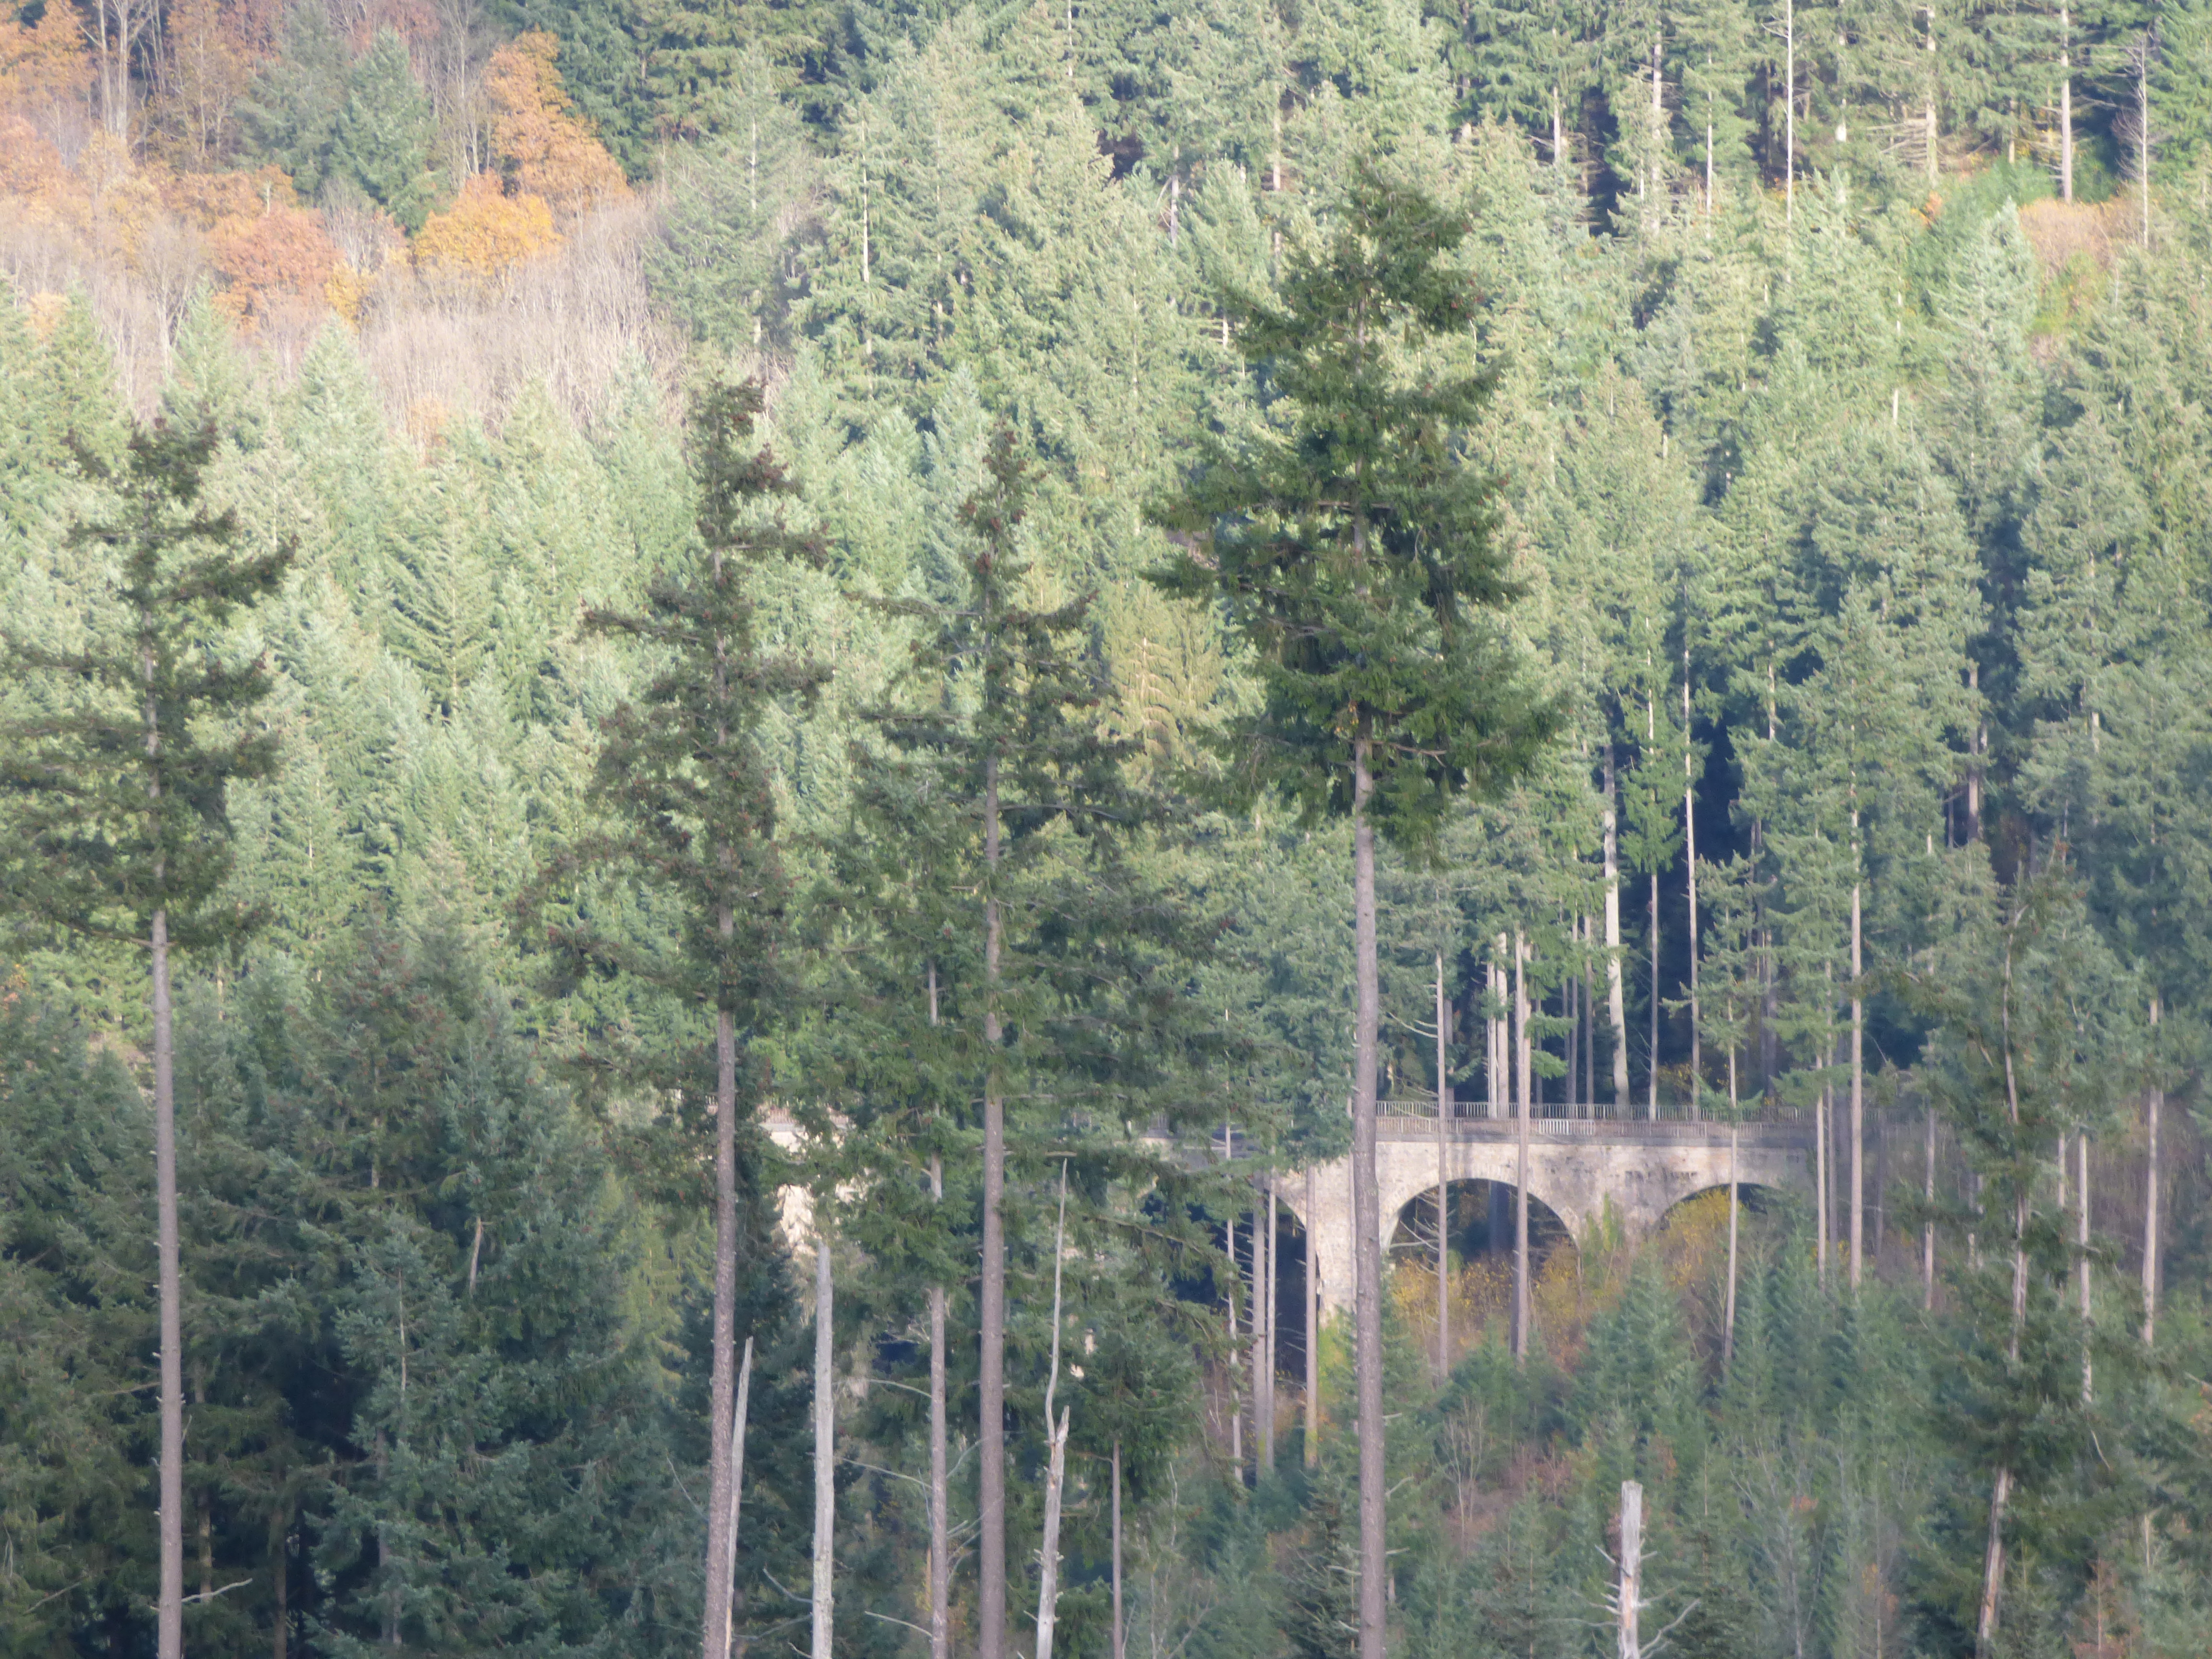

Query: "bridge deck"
<box><xmin>1373</xmin><ymin>1114</ymin><xmax>1812</xmax><ymax>1149</ymax></box>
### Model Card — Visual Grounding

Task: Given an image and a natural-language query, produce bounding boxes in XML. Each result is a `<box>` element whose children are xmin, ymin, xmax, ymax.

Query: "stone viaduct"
<box><xmin>1253</xmin><ymin>1111</ymin><xmax>1816</xmax><ymax>1319</ymax></box>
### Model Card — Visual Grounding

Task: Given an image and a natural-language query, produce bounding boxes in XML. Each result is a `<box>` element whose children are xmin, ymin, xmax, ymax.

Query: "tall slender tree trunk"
<box><xmin>725</xmin><ymin>1338</ymin><xmax>754</xmax><ymax>1656</ymax></box>
<box><xmin>979</xmin><ymin>756</ymin><xmax>1008</xmax><ymax>1659</ymax></box>
<box><xmin>812</xmin><ymin>1238</ymin><xmax>835</xmax><ymax>1659</ymax></box>
<box><xmin>704</xmin><ymin>993</ymin><xmax>739</xmax><ymax>1659</ymax></box>
<box><xmin>1435</xmin><ymin>955</ymin><xmax>1451</xmax><ymax>1380</ymax></box>
<box><xmin>1924</xmin><ymin>1103</ymin><xmax>1937</xmax><ymax>1312</ymax></box>
<box><xmin>1784</xmin><ymin>0</ymin><xmax>1796</xmax><ymax>222</ymax></box>
<box><xmin>1924</xmin><ymin>1</ymin><xmax>1938</xmax><ymax>181</ymax></box>
<box><xmin>2078</xmin><ymin>1132</ymin><xmax>2092</xmax><ymax>1403</ymax></box>
<box><xmin>1648</xmin><ymin>33</ymin><xmax>1663</xmax><ymax>199</ymax></box>
<box><xmin>1492</xmin><ymin>941</ymin><xmax>1508</xmax><ymax>1119</ymax></box>
<box><xmin>1725</xmin><ymin>1117</ymin><xmax>1741</xmax><ymax>1371</ymax></box>
<box><xmin>928</xmin><ymin>1164</ymin><xmax>949</xmax><ymax>1659</ymax></box>
<box><xmin>1649</xmin><ymin>862</ymin><xmax>1661</xmax><ymax>1120</ymax></box>
<box><xmin>1269</xmin><ymin>1180</ymin><xmax>1281</xmax><ymax>1470</ymax></box>
<box><xmin>1617</xmin><ymin>1481</ymin><xmax>1643</xmax><ymax>1659</ymax></box>
<box><xmin>2143</xmin><ymin>997</ymin><xmax>2160</xmax><ymax>1346</ymax></box>
<box><xmin>153</xmin><ymin>904</ymin><xmax>183</xmax><ymax>1659</ymax></box>
<box><xmin>1036</xmin><ymin>1169</ymin><xmax>1071</xmax><ymax>1659</ymax></box>
<box><xmin>1351</xmin><ymin>736</ymin><xmax>1387</xmax><ymax>1659</ymax></box>
<box><xmin>1604</xmin><ymin>746</ymin><xmax>1628</xmax><ymax>1112</ymax></box>
<box><xmin>2060</xmin><ymin>8</ymin><xmax>2075</xmax><ymax>202</ymax></box>
<box><xmin>1255</xmin><ymin>1179</ymin><xmax>1275</xmax><ymax>1472</ymax></box>
<box><xmin>1111</xmin><ymin>1442</ymin><xmax>1125</xmax><ymax>1659</ymax></box>
<box><xmin>926</xmin><ymin>968</ymin><xmax>950</xmax><ymax>1659</ymax></box>
<box><xmin>1851</xmin><ymin>818</ymin><xmax>1864</xmax><ymax>1291</ymax></box>
<box><xmin>1305</xmin><ymin>1164</ymin><xmax>1320</xmax><ymax>1466</ymax></box>
<box><xmin>1967</xmin><ymin>663</ymin><xmax>1983</xmax><ymax>841</ymax></box>
<box><xmin>1683</xmin><ymin>660</ymin><xmax>1700</xmax><ymax>1120</ymax></box>
<box><xmin>1815</xmin><ymin>1058</ymin><xmax>1830</xmax><ymax>1287</ymax></box>
<box><xmin>1977</xmin><ymin>936</ymin><xmax>2030</xmax><ymax>1657</ymax></box>
<box><xmin>1582</xmin><ymin>919</ymin><xmax>1596</xmax><ymax>1117</ymax></box>
<box><xmin>1514</xmin><ymin>931</ymin><xmax>1531</xmax><ymax>1363</ymax></box>
<box><xmin>1647</xmin><ymin>692</ymin><xmax>1659</xmax><ymax>1120</ymax></box>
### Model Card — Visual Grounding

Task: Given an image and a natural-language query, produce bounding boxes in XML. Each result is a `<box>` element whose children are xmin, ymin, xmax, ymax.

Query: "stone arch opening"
<box><xmin>1655</xmin><ymin>1181</ymin><xmax>1795</xmax><ymax>1236</ymax></box>
<box><xmin>1391</xmin><ymin>1179</ymin><xmax>1574</xmax><ymax>1276</ymax></box>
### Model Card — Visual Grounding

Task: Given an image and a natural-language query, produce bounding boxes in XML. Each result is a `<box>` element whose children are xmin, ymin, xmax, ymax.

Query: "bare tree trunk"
<box><xmin>1649</xmin><ymin>860</ymin><xmax>1661</xmax><ymax>1120</ymax></box>
<box><xmin>724</xmin><ymin>1338</ymin><xmax>754</xmax><ymax>1655</ymax></box>
<box><xmin>154</xmin><ymin>906</ymin><xmax>183</xmax><ymax>1659</ymax></box>
<box><xmin>1684</xmin><ymin>659</ymin><xmax>1700</xmax><ymax>1120</ymax></box>
<box><xmin>1580</xmin><ymin>919</ymin><xmax>1594</xmax><ymax>1116</ymax></box>
<box><xmin>1967</xmin><ymin>664</ymin><xmax>1983</xmax><ymax>842</ymax></box>
<box><xmin>2143</xmin><ymin>997</ymin><xmax>2160</xmax><ymax>1346</ymax></box>
<box><xmin>2060</xmin><ymin>7</ymin><xmax>2075</xmax><ymax>202</ymax></box>
<box><xmin>1604</xmin><ymin>747</ymin><xmax>1629</xmax><ymax>1113</ymax></box>
<box><xmin>1305</xmin><ymin>1164</ymin><xmax>1320</xmax><ymax>1466</ymax></box>
<box><xmin>1617</xmin><ymin>1481</ymin><xmax>1643</xmax><ymax>1659</ymax></box>
<box><xmin>1351</xmin><ymin>735</ymin><xmax>1387</xmax><ymax>1659</ymax></box>
<box><xmin>1924</xmin><ymin>1102</ymin><xmax>1937</xmax><ymax>1312</ymax></box>
<box><xmin>980</xmin><ymin>755</ymin><xmax>1007</xmax><ymax>1659</ymax></box>
<box><xmin>703</xmin><ymin>995</ymin><xmax>739</xmax><ymax>1659</ymax></box>
<box><xmin>1978</xmin><ymin>934</ymin><xmax>2030</xmax><ymax>1657</ymax></box>
<box><xmin>1111</xmin><ymin>1442</ymin><xmax>1125</xmax><ymax>1659</ymax></box>
<box><xmin>1514</xmin><ymin>930</ymin><xmax>1531</xmax><ymax>1363</ymax></box>
<box><xmin>1725</xmin><ymin>1085</ymin><xmax>1740</xmax><ymax>1370</ymax></box>
<box><xmin>1229</xmin><ymin>1218</ymin><xmax>1244</xmax><ymax>1473</ymax></box>
<box><xmin>926</xmin><ymin>968</ymin><xmax>949</xmax><ymax>1659</ymax></box>
<box><xmin>812</xmin><ymin>1238</ymin><xmax>835</xmax><ymax>1659</ymax></box>
<box><xmin>2079</xmin><ymin>1132</ymin><xmax>2092</xmax><ymax>1403</ymax></box>
<box><xmin>1260</xmin><ymin>1178</ymin><xmax>1275</xmax><ymax>1472</ymax></box>
<box><xmin>1036</xmin><ymin>1168</ymin><xmax>1071</xmax><ymax>1659</ymax></box>
<box><xmin>1648</xmin><ymin>33</ymin><xmax>1663</xmax><ymax>199</ymax></box>
<box><xmin>928</xmin><ymin>1168</ymin><xmax>949</xmax><ymax>1659</ymax></box>
<box><xmin>1815</xmin><ymin>1070</ymin><xmax>1830</xmax><ymax>1288</ymax></box>
<box><xmin>1435</xmin><ymin>954</ymin><xmax>1451</xmax><ymax>1381</ymax></box>
<box><xmin>1784</xmin><ymin>0</ymin><xmax>1796</xmax><ymax>222</ymax></box>
<box><xmin>1491</xmin><ymin>940</ymin><xmax>1507</xmax><ymax>1119</ymax></box>
<box><xmin>1851</xmin><ymin>823</ymin><xmax>1864</xmax><ymax>1291</ymax></box>
<box><xmin>1925</xmin><ymin>2</ymin><xmax>1939</xmax><ymax>181</ymax></box>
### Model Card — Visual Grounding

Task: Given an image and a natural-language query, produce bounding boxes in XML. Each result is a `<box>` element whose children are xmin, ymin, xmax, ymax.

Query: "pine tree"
<box><xmin>237</xmin><ymin>2</ymin><xmax>351</xmax><ymax>197</ymax></box>
<box><xmin>527</xmin><ymin>377</ymin><xmax>830</xmax><ymax>1659</ymax></box>
<box><xmin>651</xmin><ymin>46</ymin><xmax>820</xmax><ymax>355</ymax></box>
<box><xmin>819</xmin><ymin>431</ymin><xmax>1230</xmax><ymax>1659</ymax></box>
<box><xmin>331</xmin><ymin>28</ymin><xmax>439</xmax><ymax>232</ymax></box>
<box><xmin>1153</xmin><ymin>156</ymin><xmax>1555</xmax><ymax>1659</ymax></box>
<box><xmin>0</xmin><ymin>418</ymin><xmax>292</xmax><ymax>1659</ymax></box>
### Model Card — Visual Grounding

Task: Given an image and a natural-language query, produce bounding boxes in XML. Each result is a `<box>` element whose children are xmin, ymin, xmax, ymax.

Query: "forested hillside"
<box><xmin>7</xmin><ymin>0</ymin><xmax>2212</xmax><ymax>1657</ymax></box>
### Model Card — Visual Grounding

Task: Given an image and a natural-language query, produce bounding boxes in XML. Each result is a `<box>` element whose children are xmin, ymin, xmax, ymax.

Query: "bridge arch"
<box><xmin>1655</xmin><ymin>1180</ymin><xmax>1796</xmax><ymax>1234</ymax></box>
<box><xmin>1389</xmin><ymin>1179</ymin><xmax>1574</xmax><ymax>1275</ymax></box>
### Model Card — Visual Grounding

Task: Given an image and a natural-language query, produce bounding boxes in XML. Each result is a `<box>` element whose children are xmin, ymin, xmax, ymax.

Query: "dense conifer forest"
<box><xmin>7</xmin><ymin>1</ymin><xmax>2212</xmax><ymax>1656</ymax></box>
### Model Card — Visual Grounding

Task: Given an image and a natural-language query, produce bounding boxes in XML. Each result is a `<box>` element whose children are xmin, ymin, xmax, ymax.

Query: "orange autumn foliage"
<box><xmin>0</xmin><ymin>5</ymin><xmax>91</xmax><ymax>116</ymax></box>
<box><xmin>413</xmin><ymin>171</ymin><xmax>561</xmax><ymax>286</ymax></box>
<box><xmin>0</xmin><ymin>111</ymin><xmax>79</xmax><ymax>210</ymax></box>
<box><xmin>161</xmin><ymin>165</ymin><xmax>301</xmax><ymax>231</ymax></box>
<box><xmin>484</xmin><ymin>33</ymin><xmax>625</xmax><ymax>218</ymax></box>
<box><xmin>212</xmin><ymin>207</ymin><xmax>338</xmax><ymax>327</ymax></box>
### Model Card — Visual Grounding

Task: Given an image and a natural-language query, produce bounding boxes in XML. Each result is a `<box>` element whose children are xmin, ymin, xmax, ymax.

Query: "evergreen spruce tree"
<box><xmin>0</xmin><ymin>419</ymin><xmax>292</xmax><ymax>1659</ymax></box>
<box><xmin>819</xmin><ymin>432</ymin><xmax>1230</xmax><ymax>1659</ymax></box>
<box><xmin>331</xmin><ymin>29</ymin><xmax>439</xmax><ymax>232</ymax></box>
<box><xmin>528</xmin><ymin>377</ymin><xmax>829</xmax><ymax>1659</ymax></box>
<box><xmin>1152</xmin><ymin>157</ymin><xmax>1555</xmax><ymax>1659</ymax></box>
<box><xmin>238</xmin><ymin>2</ymin><xmax>352</xmax><ymax>197</ymax></box>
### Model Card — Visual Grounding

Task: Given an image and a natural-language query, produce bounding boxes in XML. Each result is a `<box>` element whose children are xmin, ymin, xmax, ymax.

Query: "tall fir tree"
<box><xmin>0</xmin><ymin>419</ymin><xmax>292</xmax><ymax>1659</ymax></box>
<box><xmin>1153</xmin><ymin>156</ymin><xmax>1555</xmax><ymax>1659</ymax></box>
